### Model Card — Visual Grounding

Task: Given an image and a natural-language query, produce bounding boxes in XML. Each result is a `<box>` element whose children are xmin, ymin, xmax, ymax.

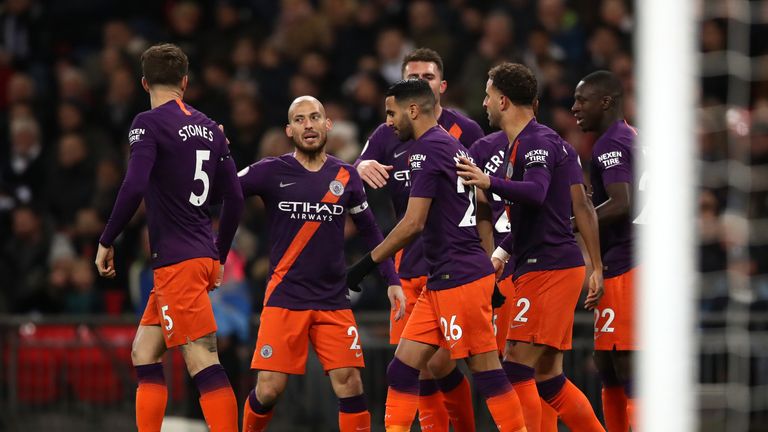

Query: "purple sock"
<box><xmin>536</xmin><ymin>374</ymin><xmax>566</xmax><ymax>402</ymax></box>
<box><xmin>135</xmin><ymin>363</ymin><xmax>165</xmax><ymax>385</ymax></box>
<box><xmin>502</xmin><ymin>361</ymin><xmax>535</xmax><ymax>384</ymax></box>
<box><xmin>472</xmin><ymin>370</ymin><xmax>512</xmax><ymax>399</ymax></box>
<box><xmin>598</xmin><ymin>368</ymin><xmax>623</xmax><ymax>388</ymax></box>
<box><xmin>419</xmin><ymin>379</ymin><xmax>439</xmax><ymax>396</ymax></box>
<box><xmin>339</xmin><ymin>394</ymin><xmax>368</xmax><ymax>413</ymax></box>
<box><xmin>436</xmin><ymin>367</ymin><xmax>465</xmax><ymax>393</ymax></box>
<box><xmin>387</xmin><ymin>357</ymin><xmax>420</xmax><ymax>394</ymax></box>
<box><xmin>192</xmin><ymin>364</ymin><xmax>232</xmax><ymax>395</ymax></box>
<box><xmin>248</xmin><ymin>388</ymin><xmax>274</xmax><ymax>414</ymax></box>
<box><xmin>623</xmin><ymin>379</ymin><xmax>634</xmax><ymax>398</ymax></box>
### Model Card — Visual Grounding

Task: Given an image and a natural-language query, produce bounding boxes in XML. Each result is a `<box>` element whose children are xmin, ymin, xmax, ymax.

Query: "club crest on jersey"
<box><xmin>329</xmin><ymin>180</ymin><xmax>345</xmax><ymax>196</ymax></box>
<box><xmin>260</xmin><ymin>344</ymin><xmax>273</xmax><ymax>359</ymax></box>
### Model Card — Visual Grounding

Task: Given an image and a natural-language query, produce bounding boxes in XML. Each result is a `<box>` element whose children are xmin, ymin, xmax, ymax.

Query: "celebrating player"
<box><xmin>457</xmin><ymin>63</ymin><xmax>605</xmax><ymax>432</ymax></box>
<box><xmin>95</xmin><ymin>44</ymin><xmax>244</xmax><ymax>432</ymax></box>
<box><xmin>573</xmin><ymin>70</ymin><xmax>638</xmax><ymax>431</ymax></box>
<box><xmin>348</xmin><ymin>79</ymin><xmax>527</xmax><ymax>432</ymax></box>
<box><xmin>356</xmin><ymin>47</ymin><xmax>484</xmax><ymax>432</ymax></box>
<box><xmin>238</xmin><ymin>96</ymin><xmax>405</xmax><ymax>432</ymax></box>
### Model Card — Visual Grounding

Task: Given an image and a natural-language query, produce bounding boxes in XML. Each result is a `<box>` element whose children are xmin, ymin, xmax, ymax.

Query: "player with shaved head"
<box><xmin>238</xmin><ymin>96</ymin><xmax>405</xmax><ymax>432</ymax></box>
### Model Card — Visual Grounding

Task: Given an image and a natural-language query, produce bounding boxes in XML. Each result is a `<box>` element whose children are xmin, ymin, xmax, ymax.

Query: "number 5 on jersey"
<box><xmin>189</xmin><ymin>150</ymin><xmax>210</xmax><ymax>206</ymax></box>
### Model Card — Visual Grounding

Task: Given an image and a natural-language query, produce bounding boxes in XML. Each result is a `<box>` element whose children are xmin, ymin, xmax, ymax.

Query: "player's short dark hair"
<box><xmin>488</xmin><ymin>62</ymin><xmax>538</xmax><ymax>106</ymax></box>
<box><xmin>401</xmin><ymin>48</ymin><xmax>444</xmax><ymax>78</ymax></box>
<box><xmin>141</xmin><ymin>43</ymin><xmax>189</xmax><ymax>87</ymax></box>
<box><xmin>581</xmin><ymin>70</ymin><xmax>623</xmax><ymax>100</ymax></box>
<box><xmin>386</xmin><ymin>79</ymin><xmax>436</xmax><ymax>112</ymax></box>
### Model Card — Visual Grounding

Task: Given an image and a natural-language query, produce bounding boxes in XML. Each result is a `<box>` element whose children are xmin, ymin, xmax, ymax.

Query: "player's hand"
<box><xmin>456</xmin><ymin>156</ymin><xmax>491</xmax><ymax>190</ymax></box>
<box><xmin>357</xmin><ymin>159</ymin><xmax>393</xmax><ymax>189</ymax></box>
<box><xmin>218</xmin><ymin>124</ymin><xmax>230</xmax><ymax>146</ymax></box>
<box><xmin>211</xmin><ymin>263</ymin><xmax>225</xmax><ymax>291</ymax></box>
<box><xmin>584</xmin><ymin>269</ymin><xmax>605</xmax><ymax>310</ymax></box>
<box><xmin>491</xmin><ymin>283</ymin><xmax>506</xmax><ymax>308</ymax></box>
<box><xmin>94</xmin><ymin>243</ymin><xmax>116</xmax><ymax>278</ymax></box>
<box><xmin>347</xmin><ymin>253</ymin><xmax>377</xmax><ymax>292</ymax></box>
<box><xmin>491</xmin><ymin>257</ymin><xmax>505</xmax><ymax>280</ymax></box>
<box><xmin>388</xmin><ymin>285</ymin><xmax>407</xmax><ymax>321</ymax></box>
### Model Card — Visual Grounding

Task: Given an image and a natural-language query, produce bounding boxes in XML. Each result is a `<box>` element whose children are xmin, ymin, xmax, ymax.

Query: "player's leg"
<box><xmin>536</xmin><ymin>348</ymin><xmax>604</xmax><ymax>432</ymax></box>
<box><xmin>131</xmin><ymin>321</ymin><xmax>168</xmax><ymax>432</ymax></box>
<box><xmin>612</xmin><ymin>350</ymin><xmax>635</xmax><ymax>430</ymax></box>
<box><xmin>181</xmin><ymin>333</ymin><xmax>238</xmax><ymax>432</ymax></box>
<box><xmin>504</xmin><ymin>340</ymin><xmax>548</xmax><ymax>432</ymax></box>
<box><xmin>594</xmin><ymin>350</ymin><xmax>628</xmax><ymax>431</ymax></box>
<box><xmin>242</xmin><ymin>370</ymin><xmax>288</xmax><ymax>432</ymax></box>
<box><xmin>328</xmin><ymin>367</ymin><xmax>371</xmax><ymax>432</ymax></box>
<box><xmin>426</xmin><ymin>349</ymin><xmax>472</xmax><ymax>432</ymax></box>
<box><xmin>466</xmin><ymin>351</ymin><xmax>526</xmax><ymax>432</ymax></box>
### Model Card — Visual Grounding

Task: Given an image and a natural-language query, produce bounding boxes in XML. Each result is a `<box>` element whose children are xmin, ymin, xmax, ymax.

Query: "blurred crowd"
<box><xmin>1</xmin><ymin>0</ymin><xmax>640</xmax><ymax>319</ymax></box>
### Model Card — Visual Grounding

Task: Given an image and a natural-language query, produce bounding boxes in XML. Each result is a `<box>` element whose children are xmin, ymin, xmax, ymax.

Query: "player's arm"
<box><xmin>355</xmin><ymin>127</ymin><xmax>393</xmax><ymax>189</ymax></box>
<box><xmin>595</xmin><ymin>182</ymin><xmax>631</xmax><ymax>223</ymax></box>
<box><xmin>475</xmin><ymin>188</ymin><xmax>495</xmax><ymax>255</ymax></box>
<box><xmin>346</xmin><ymin>197</ymin><xmax>430</xmax><ymax>289</ymax></box>
<box><xmin>96</xmin><ymin>119</ymin><xmax>157</xmax><ymax>278</ymax></box>
<box><xmin>457</xmin><ymin>156</ymin><xmax>550</xmax><ymax>206</ymax></box>
<box><xmin>491</xmin><ymin>232</ymin><xmax>514</xmax><ymax>280</ymax></box>
<box><xmin>593</xmin><ymin>140</ymin><xmax>634</xmax><ymax>225</ymax></box>
<box><xmin>213</xmin><ymin>151</ymin><xmax>245</xmax><ymax>266</ymax></box>
<box><xmin>571</xmin><ymin>183</ymin><xmax>604</xmax><ymax>309</ymax></box>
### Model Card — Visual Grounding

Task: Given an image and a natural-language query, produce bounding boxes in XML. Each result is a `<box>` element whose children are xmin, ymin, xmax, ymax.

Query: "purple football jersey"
<box><xmin>239</xmin><ymin>154</ymin><xmax>373</xmax><ymax>310</ymax></box>
<box><xmin>469</xmin><ymin>131</ymin><xmax>515</xmax><ymax>279</ymax></box>
<box><xmin>408</xmin><ymin>126</ymin><xmax>495</xmax><ymax>290</ymax></box>
<box><xmin>591</xmin><ymin>120</ymin><xmax>637</xmax><ymax>278</ymax></box>
<box><xmin>360</xmin><ymin>108</ymin><xmax>484</xmax><ymax>279</ymax></box>
<box><xmin>495</xmin><ymin>119</ymin><xmax>585</xmax><ymax>279</ymax></box>
<box><xmin>100</xmin><ymin>99</ymin><xmax>242</xmax><ymax>269</ymax></box>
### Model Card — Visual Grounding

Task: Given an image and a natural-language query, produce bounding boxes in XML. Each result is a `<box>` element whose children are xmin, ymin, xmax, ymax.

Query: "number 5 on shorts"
<box><xmin>161</xmin><ymin>305</ymin><xmax>174</xmax><ymax>331</ymax></box>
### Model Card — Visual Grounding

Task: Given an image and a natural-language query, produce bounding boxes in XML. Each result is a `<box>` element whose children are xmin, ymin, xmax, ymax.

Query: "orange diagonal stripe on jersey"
<box><xmin>175</xmin><ymin>98</ymin><xmax>192</xmax><ymax>116</ymax></box>
<box><xmin>394</xmin><ymin>249</ymin><xmax>404</xmax><ymax>273</ymax></box>
<box><xmin>263</xmin><ymin>166</ymin><xmax>351</xmax><ymax>304</ymax></box>
<box><xmin>448</xmin><ymin>123</ymin><xmax>463</xmax><ymax>140</ymax></box>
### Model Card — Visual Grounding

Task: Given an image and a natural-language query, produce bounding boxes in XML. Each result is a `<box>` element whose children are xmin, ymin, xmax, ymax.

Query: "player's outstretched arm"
<box><xmin>571</xmin><ymin>184</ymin><xmax>604</xmax><ymax>309</ymax></box>
<box><xmin>213</xmin><ymin>154</ymin><xmax>245</xmax><ymax>273</ymax></box>
<box><xmin>356</xmin><ymin>159</ymin><xmax>393</xmax><ymax>189</ymax></box>
<box><xmin>457</xmin><ymin>156</ymin><xmax>551</xmax><ymax>206</ymax></box>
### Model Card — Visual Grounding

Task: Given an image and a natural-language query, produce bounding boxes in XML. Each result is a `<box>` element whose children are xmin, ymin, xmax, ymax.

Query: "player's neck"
<box><xmin>149</xmin><ymin>87</ymin><xmax>184</xmax><ymax>109</ymax></box>
<box><xmin>434</xmin><ymin>103</ymin><xmax>443</xmax><ymax>121</ymax></box>
<box><xmin>412</xmin><ymin>117</ymin><xmax>439</xmax><ymax>141</ymax></box>
<box><xmin>598</xmin><ymin>112</ymin><xmax>623</xmax><ymax>136</ymax></box>
<box><xmin>500</xmin><ymin>108</ymin><xmax>535</xmax><ymax>144</ymax></box>
<box><xmin>293</xmin><ymin>150</ymin><xmax>327</xmax><ymax>172</ymax></box>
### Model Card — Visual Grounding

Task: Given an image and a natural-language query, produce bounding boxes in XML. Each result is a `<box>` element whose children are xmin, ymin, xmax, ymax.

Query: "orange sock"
<box><xmin>135</xmin><ymin>363</ymin><xmax>167</xmax><ymax>432</ymax></box>
<box><xmin>136</xmin><ymin>384</ymin><xmax>167</xmax><ymax>431</ymax></box>
<box><xmin>418</xmin><ymin>380</ymin><xmax>450</xmax><ymax>431</ymax></box>
<box><xmin>626</xmin><ymin>397</ymin><xmax>636</xmax><ymax>430</ymax></box>
<box><xmin>474</xmin><ymin>370</ymin><xmax>526</xmax><ymax>432</ymax></box>
<box><xmin>539</xmin><ymin>375</ymin><xmax>604</xmax><ymax>432</ymax></box>
<box><xmin>540</xmin><ymin>398</ymin><xmax>559</xmax><ymax>432</ymax></box>
<box><xmin>193</xmin><ymin>365</ymin><xmax>238</xmax><ymax>432</ymax></box>
<box><xmin>242</xmin><ymin>389</ymin><xmax>274</xmax><ymax>432</ymax></box>
<box><xmin>385</xmin><ymin>358</ymin><xmax>420</xmax><ymax>430</ymax></box>
<box><xmin>437</xmin><ymin>368</ymin><xmax>475</xmax><ymax>432</ymax></box>
<box><xmin>504</xmin><ymin>361</ymin><xmax>540</xmax><ymax>432</ymax></box>
<box><xmin>602</xmin><ymin>386</ymin><xmax>628</xmax><ymax>431</ymax></box>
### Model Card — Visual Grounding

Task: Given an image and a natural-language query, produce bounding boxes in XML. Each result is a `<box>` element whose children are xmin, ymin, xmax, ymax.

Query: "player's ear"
<box><xmin>325</xmin><ymin>117</ymin><xmax>333</xmax><ymax>131</ymax></box>
<box><xmin>141</xmin><ymin>77</ymin><xmax>150</xmax><ymax>93</ymax></box>
<box><xmin>532</xmin><ymin>99</ymin><xmax>540</xmax><ymax>116</ymax></box>
<box><xmin>409</xmin><ymin>103</ymin><xmax>419</xmax><ymax>120</ymax></box>
<box><xmin>439</xmin><ymin>79</ymin><xmax>447</xmax><ymax>95</ymax></box>
<box><xmin>602</xmin><ymin>96</ymin><xmax>613</xmax><ymax>110</ymax></box>
<box><xmin>285</xmin><ymin>124</ymin><xmax>293</xmax><ymax>138</ymax></box>
<box><xmin>180</xmin><ymin>75</ymin><xmax>189</xmax><ymax>92</ymax></box>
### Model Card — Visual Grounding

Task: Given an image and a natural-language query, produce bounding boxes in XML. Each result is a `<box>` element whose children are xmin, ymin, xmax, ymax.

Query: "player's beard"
<box><xmin>487</xmin><ymin>108</ymin><xmax>500</xmax><ymax>129</ymax></box>
<box><xmin>393</xmin><ymin>119</ymin><xmax>414</xmax><ymax>142</ymax></box>
<box><xmin>293</xmin><ymin>134</ymin><xmax>327</xmax><ymax>157</ymax></box>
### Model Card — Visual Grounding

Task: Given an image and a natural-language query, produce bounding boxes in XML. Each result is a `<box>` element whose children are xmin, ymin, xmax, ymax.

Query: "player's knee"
<box><xmin>331</xmin><ymin>368</ymin><xmax>363</xmax><ymax>397</ymax></box>
<box><xmin>255</xmin><ymin>379</ymin><xmax>286</xmax><ymax>405</ymax></box>
<box><xmin>131</xmin><ymin>342</ymin><xmax>162</xmax><ymax>365</ymax></box>
<box><xmin>426</xmin><ymin>352</ymin><xmax>453</xmax><ymax>378</ymax></box>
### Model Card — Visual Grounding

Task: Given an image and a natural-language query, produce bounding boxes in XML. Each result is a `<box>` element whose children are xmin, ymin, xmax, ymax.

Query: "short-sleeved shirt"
<box><xmin>502</xmin><ymin>119</ymin><xmax>584</xmax><ymax>279</ymax></box>
<box><xmin>102</xmin><ymin>99</ymin><xmax>234</xmax><ymax>269</ymax></box>
<box><xmin>591</xmin><ymin>120</ymin><xmax>638</xmax><ymax>278</ymax></box>
<box><xmin>360</xmin><ymin>108</ymin><xmax>485</xmax><ymax>278</ymax></box>
<box><xmin>408</xmin><ymin>125</ymin><xmax>494</xmax><ymax>290</ymax></box>
<box><xmin>469</xmin><ymin>131</ymin><xmax>514</xmax><ymax>279</ymax></box>
<box><xmin>238</xmin><ymin>154</ymin><xmax>369</xmax><ymax>310</ymax></box>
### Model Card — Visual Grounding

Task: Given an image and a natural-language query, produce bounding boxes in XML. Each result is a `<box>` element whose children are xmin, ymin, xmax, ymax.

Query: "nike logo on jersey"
<box><xmin>510</xmin><ymin>324</ymin><xmax>526</xmax><ymax>329</ymax></box>
<box><xmin>355</xmin><ymin>352</ymin><xmax>363</xmax><ymax>358</ymax></box>
<box><xmin>394</xmin><ymin>150</ymin><xmax>408</xmax><ymax>158</ymax></box>
<box><xmin>279</xmin><ymin>182</ymin><xmax>296</xmax><ymax>188</ymax></box>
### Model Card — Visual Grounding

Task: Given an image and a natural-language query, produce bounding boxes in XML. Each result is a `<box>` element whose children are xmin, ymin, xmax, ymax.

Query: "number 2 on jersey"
<box><xmin>189</xmin><ymin>150</ymin><xmax>211</xmax><ymax>207</ymax></box>
<box><xmin>456</xmin><ymin>178</ymin><xmax>477</xmax><ymax>227</ymax></box>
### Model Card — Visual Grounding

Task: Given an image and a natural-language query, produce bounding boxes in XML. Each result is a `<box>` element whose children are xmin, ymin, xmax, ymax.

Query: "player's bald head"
<box><xmin>579</xmin><ymin>70</ymin><xmax>623</xmax><ymax>101</ymax></box>
<box><xmin>287</xmin><ymin>96</ymin><xmax>326</xmax><ymax>122</ymax></box>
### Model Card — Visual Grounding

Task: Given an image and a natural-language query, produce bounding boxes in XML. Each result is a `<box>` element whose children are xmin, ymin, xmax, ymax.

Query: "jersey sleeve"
<box><xmin>521</xmin><ymin>136</ymin><xmax>557</xmax><ymax>173</ymax></box>
<box><xmin>568</xmin><ymin>147</ymin><xmax>585</xmax><ymax>186</ymax></box>
<box><xmin>358</xmin><ymin>124</ymin><xmax>388</xmax><ymax>162</ymax></box>
<box><xmin>99</xmin><ymin>115</ymin><xmax>157</xmax><ymax>246</ymax></box>
<box><xmin>596</xmin><ymin>139</ymin><xmax>633</xmax><ymax>186</ymax></box>
<box><xmin>237</xmin><ymin>158</ymin><xmax>272</xmax><ymax>198</ymax></box>
<box><xmin>346</xmin><ymin>167</ymin><xmax>369</xmax><ymax>215</ymax></box>
<box><xmin>459</xmin><ymin>118</ymin><xmax>486</xmax><ymax>149</ymax></box>
<box><xmin>408</xmin><ymin>145</ymin><xmax>440</xmax><ymax>199</ymax></box>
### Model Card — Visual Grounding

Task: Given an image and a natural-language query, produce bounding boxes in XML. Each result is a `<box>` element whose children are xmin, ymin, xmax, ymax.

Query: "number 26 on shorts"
<box><xmin>440</xmin><ymin>315</ymin><xmax>463</xmax><ymax>341</ymax></box>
